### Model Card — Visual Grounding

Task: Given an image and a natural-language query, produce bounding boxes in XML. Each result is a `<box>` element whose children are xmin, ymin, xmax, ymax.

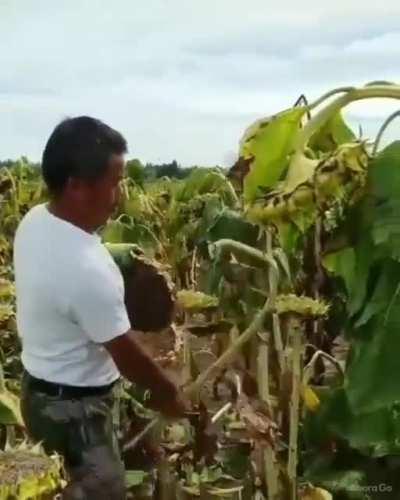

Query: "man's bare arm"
<box><xmin>103</xmin><ymin>330</ymin><xmax>187</xmax><ymax>417</ymax></box>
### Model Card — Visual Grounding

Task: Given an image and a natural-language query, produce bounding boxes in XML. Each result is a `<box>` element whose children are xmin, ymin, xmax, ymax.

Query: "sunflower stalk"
<box><xmin>123</xmin><ymin>297</ymin><xmax>273</xmax><ymax>452</ymax></box>
<box><xmin>303</xmin><ymin>349</ymin><xmax>345</xmax><ymax>386</ymax></box>
<box><xmin>212</xmin><ymin>239</ymin><xmax>279</xmax><ymax>277</ymax></box>
<box><xmin>2</xmin><ymin>168</ymin><xmax>19</xmax><ymax>219</ymax></box>
<box><xmin>287</xmin><ymin>323</ymin><xmax>303</xmax><ymax>500</ymax></box>
<box><xmin>258</xmin><ymin>344</ymin><xmax>279</xmax><ymax>500</ymax></box>
<box><xmin>292</xmin><ymin>84</ymin><xmax>400</xmax><ymax>163</ymax></box>
<box><xmin>258</xmin><ymin>229</ymin><xmax>280</xmax><ymax>499</ymax></box>
<box><xmin>373</xmin><ymin>109</ymin><xmax>400</xmax><ymax>155</ymax></box>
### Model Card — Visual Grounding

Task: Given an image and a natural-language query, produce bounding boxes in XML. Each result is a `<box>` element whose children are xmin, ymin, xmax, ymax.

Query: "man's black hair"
<box><xmin>41</xmin><ymin>116</ymin><xmax>128</xmax><ymax>195</ymax></box>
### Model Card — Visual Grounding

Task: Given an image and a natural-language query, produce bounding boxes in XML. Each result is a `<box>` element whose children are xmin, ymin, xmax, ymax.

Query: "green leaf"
<box><xmin>283</xmin><ymin>154</ymin><xmax>319</xmax><ymax>192</ymax></box>
<box><xmin>125</xmin><ymin>470</ymin><xmax>148</xmax><ymax>488</ymax></box>
<box><xmin>175</xmin><ymin>168</ymin><xmax>237</xmax><ymax>205</ymax></box>
<box><xmin>276</xmin><ymin>221</ymin><xmax>301</xmax><ymax>255</ymax></box>
<box><xmin>340</xmin><ymin>199</ymin><xmax>385</xmax><ymax>317</ymax></box>
<box><xmin>368</xmin><ymin>142</ymin><xmax>400</xmax><ymax>259</ymax></box>
<box><xmin>104</xmin><ymin>243</ymin><xmax>142</xmax><ymax>270</ymax></box>
<box><xmin>241</xmin><ymin>107</ymin><xmax>306</xmax><ymax>202</ymax></box>
<box><xmin>308</xmin><ymin>112</ymin><xmax>355</xmax><ymax>153</ymax></box>
<box><xmin>323</xmin><ymin>247</ymin><xmax>356</xmax><ymax>295</ymax></box>
<box><xmin>369</xmin><ymin>141</ymin><xmax>400</xmax><ymax>199</ymax></box>
<box><xmin>338</xmin><ymin>216</ymin><xmax>376</xmax><ymax>317</ymax></box>
<box><xmin>199</xmin><ymin>466</ymin><xmax>224</xmax><ymax>484</ymax></box>
<box><xmin>205</xmin><ymin>209</ymin><xmax>259</xmax><ymax>246</ymax></box>
<box><xmin>0</xmin><ymin>389</ymin><xmax>24</xmax><ymax>426</ymax></box>
<box><xmin>346</xmin><ymin>274</ymin><xmax>400</xmax><ymax>414</ymax></box>
<box><xmin>101</xmin><ymin>220</ymin><xmax>125</xmax><ymax>242</ymax></box>
<box><xmin>371</xmin><ymin>201</ymin><xmax>400</xmax><ymax>260</ymax></box>
<box><xmin>101</xmin><ymin>218</ymin><xmax>160</xmax><ymax>256</ymax></box>
<box><xmin>304</xmin><ymin>387</ymin><xmax>400</xmax><ymax>458</ymax></box>
<box><xmin>219</xmin><ymin>443</ymin><xmax>251</xmax><ymax>479</ymax></box>
<box><xmin>304</xmin><ymin>452</ymin><xmax>367</xmax><ymax>499</ymax></box>
<box><xmin>354</xmin><ymin>261</ymin><xmax>400</xmax><ymax>327</ymax></box>
<box><xmin>331</xmin><ymin>146</ymin><xmax>400</xmax><ymax>412</ymax></box>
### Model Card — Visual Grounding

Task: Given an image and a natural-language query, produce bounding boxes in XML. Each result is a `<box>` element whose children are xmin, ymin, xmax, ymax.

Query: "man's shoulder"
<box><xmin>70</xmin><ymin>245</ymin><xmax>125</xmax><ymax>310</ymax></box>
<box><xmin>15</xmin><ymin>203</ymin><xmax>46</xmax><ymax>233</ymax></box>
<box><xmin>13</xmin><ymin>204</ymin><xmax>47</xmax><ymax>255</ymax></box>
<box><xmin>76</xmin><ymin>243</ymin><xmax>119</xmax><ymax>283</ymax></box>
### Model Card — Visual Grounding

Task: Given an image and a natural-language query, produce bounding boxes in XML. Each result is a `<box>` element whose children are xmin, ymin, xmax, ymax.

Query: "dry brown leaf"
<box><xmin>236</xmin><ymin>394</ymin><xmax>278</xmax><ymax>447</ymax></box>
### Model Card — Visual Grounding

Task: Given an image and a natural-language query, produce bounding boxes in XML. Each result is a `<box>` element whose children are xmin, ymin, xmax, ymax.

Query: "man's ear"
<box><xmin>65</xmin><ymin>177</ymin><xmax>87</xmax><ymax>202</ymax></box>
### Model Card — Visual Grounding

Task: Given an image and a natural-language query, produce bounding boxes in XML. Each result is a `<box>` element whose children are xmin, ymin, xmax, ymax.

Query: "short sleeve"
<box><xmin>70</xmin><ymin>266</ymin><xmax>131</xmax><ymax>343</ymax></box>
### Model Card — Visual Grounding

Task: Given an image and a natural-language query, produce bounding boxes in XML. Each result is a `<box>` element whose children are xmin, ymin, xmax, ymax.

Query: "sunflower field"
<box><xmin>1</xmin><ymin>82</ymin><xmax>400</xmax><ymax>499</ymax></box>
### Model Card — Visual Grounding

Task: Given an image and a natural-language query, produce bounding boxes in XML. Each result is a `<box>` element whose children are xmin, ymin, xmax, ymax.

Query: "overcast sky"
<box><xmin>1</xmin><ymin>1</ymin><xmax>399</xmax><ymax>167</ymax></box>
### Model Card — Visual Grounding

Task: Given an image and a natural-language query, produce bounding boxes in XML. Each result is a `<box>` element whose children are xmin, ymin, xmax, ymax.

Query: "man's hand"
<box><xmin>147</xmin><ymin>385</ymin><xmax>189</xmax><ymax>419</ymax></box>
<box><xmin>103</xmin><ymin>330</ymin><xmax>190</xmax><ymax>418</ymax></box>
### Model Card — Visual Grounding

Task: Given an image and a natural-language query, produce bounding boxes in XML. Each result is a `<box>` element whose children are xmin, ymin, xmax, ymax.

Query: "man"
<box><xmin>13</xmin><ymin>116</ymin><xmax>187</xmax><ymax>499</ymax></box>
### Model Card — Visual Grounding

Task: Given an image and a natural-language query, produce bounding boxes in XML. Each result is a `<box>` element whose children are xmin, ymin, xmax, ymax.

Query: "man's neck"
<box><xmin>48</xmin><ymin>199</ymin><xmax>95</xmax><ymax>234</ymax></box>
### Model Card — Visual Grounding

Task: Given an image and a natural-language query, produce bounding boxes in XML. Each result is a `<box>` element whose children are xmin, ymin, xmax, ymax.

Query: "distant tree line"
<box><xmin>0</xmin><ymin>157</ymin><xmax>227</xmax><ymax>183</ymax></box>
<box><xmin>125</xmin><ymin>158</ymin><xmax>225</xmax><ymax>185</ymax></box>
<box><xmin>126</xmin><ymin>159</ymin><xmax>193</xmax><ymax>184</ymax></box>
<box><xmin>0</xmin><ymin>156</ymin><xmax>40</xmax><ymax>170</ymax></box>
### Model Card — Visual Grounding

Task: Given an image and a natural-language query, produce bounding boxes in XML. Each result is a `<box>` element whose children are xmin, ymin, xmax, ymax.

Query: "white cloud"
<box><xmin>0</xmin><ymin>0</ymin><xmax>399</xmax><ymax>165</ymax></box>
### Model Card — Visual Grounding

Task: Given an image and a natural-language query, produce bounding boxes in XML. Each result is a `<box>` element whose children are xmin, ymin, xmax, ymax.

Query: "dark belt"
<box><xmin>24</xmin><ymin>371</ymin><xmax>117</xmax><ymax>399</ymax></box>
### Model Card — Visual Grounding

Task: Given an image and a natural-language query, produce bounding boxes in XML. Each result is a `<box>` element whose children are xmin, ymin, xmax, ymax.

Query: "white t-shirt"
<box><xmin>13</xmin><ymin>203</ymin><xmax>131</xmax><ymax>386</ymax></box>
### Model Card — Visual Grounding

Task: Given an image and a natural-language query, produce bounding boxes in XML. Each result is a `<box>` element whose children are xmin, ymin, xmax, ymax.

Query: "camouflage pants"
<box><xmin>20</xmin><ymin>372</ymin><xmax>126</xmax><ymax>500</ymax></box>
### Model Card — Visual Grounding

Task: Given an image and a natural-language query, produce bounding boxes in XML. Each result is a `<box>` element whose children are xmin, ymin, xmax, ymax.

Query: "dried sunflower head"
<box><xmin>177</xmin><ymin>290</ymin><xmax>219</xmax><ymax>312</ymax></box>
<box><xmin>275</xmin><ymin>294</ymin><xmax>329</xmax><ymax>318</ymax></box>
<box><xmin>106</xmin><ymin>243</ymin><xmax>175</xmax><ymax>332</ymax></box>
<box><xmin>0</xmin><ymin>442</ymin><xmax>63</xmax><ymax>499</ymax></box>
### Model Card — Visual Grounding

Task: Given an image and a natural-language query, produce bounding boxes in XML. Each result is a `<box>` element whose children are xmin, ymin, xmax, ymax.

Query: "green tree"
<box><xmin>126</xmin><ymin>158</ymin><xmax>146</xmax><ymax>187</ymax></box>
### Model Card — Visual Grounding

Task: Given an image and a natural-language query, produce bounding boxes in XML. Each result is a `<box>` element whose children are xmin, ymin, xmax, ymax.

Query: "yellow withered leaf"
<box><xmin>300</xmin><ymin>485</ymin><xmax>332</xmax><ymax>500</ymax></box>
<box><xmin>302</xmin><ymin>384</ymin><xmax>321</xmax><ymax>412</ymax></box>
<box><xmin>0</xmin><ymin>388</ymin><xmax>24</xmax><ymax>426</ymax></box>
